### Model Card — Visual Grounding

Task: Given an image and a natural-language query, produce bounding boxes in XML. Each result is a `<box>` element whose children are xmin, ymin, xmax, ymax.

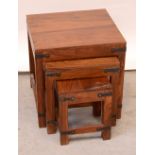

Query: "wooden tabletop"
<box><xmin>27</xmin><ymin>9</ymin><xmax>126</xmax><ymax>52</ymax></box>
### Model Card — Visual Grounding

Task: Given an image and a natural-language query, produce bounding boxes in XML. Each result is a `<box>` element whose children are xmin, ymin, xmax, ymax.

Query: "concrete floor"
<box><xmin>18</xmin><ymin>71</ymin><xmax>136</xmax><ymax>155</ymax></box>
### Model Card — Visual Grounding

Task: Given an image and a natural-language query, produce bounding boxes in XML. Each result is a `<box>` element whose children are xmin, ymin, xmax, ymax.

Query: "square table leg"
<box><xmin>35</xmin><ymin>59</ymin><xmax>46</xmax><ymax>127</ymax></box>
<box><xmin>59</xmin><ymin>102</ymin><xmax>69</xmax><ymax>145</ymax></box>
<box><xmin>117</xmin><ymin>53</ymin><xmax>126</xmax><ymax>119</ymax></box>
<box><xmin>27</xmin><ymin>34</ymin><xmax>35</xmax><ymax>87</ymax></box>
<box><xmin>45</xmin><ymin>76</ymin><xmax>57</xmax><ymax>133</ymax></box>
<box><xmin>28</xmin><ymin>34</ymin><xmax>46</xmax><ymax>127</ymax></box>
<box><xmin>101</xmin><ymin>96</ymin><xmax>112</xmax><ymax>140</ymax></box>
<box><xmin>92</xmin><ymin>102</ymin><xmax>101</xmax><ymax>117</ymax></box>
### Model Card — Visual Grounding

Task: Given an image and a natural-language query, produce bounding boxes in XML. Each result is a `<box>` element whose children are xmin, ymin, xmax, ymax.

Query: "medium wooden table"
<box><xmin>27</xmin><ymin>9</ymin><xmax>126</xmax><ymax>128</ymax></box>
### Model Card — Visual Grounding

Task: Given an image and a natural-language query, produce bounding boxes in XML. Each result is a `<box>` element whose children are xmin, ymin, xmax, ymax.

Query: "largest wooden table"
<box><xmin>27</xmin><ymin>9</ymin><xmax>126</xmax><ymax>127</ymax></box>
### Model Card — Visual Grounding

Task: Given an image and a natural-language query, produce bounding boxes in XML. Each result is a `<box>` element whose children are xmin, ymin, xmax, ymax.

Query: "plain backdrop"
<box><xmin>18</xmin><ymin>0</ymin><xmax>136</xmax><ymax>71</ymax></box>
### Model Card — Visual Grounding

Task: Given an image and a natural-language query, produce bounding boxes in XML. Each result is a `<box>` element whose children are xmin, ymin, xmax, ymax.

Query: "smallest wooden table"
<box><xmin>27</xmin><ymin>9</ymin><xmax>126</xmax><ymax>128</ymax></box>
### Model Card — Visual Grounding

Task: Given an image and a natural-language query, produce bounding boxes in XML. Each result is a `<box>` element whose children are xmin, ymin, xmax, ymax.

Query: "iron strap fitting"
<box><xmin>97</xmin><ymin>92</ymin><xmax>112</xmax><ymax>98</ymax></box>
<box><xmin>117</xmin><ymin>104</ymin><xmax>122</xmax><ymax>109</ymax></box>
<box><xmin>61</xmin><ymin>130</ymin><xmax>75</xmax><ymax>135</ymax></box>
<box><xmin>111</xmin><ymin>47</ymin><xmax>126</xmax><ymax>52</ymax></box>
<box><xmin>35</xmin><ymin>53</ymin><xmax>49</xmax><ymax>59</ymax></box>
<box><xmin>59</xmin><ymin>96</ymin><xmax>76</xmax><ymax>102</ymax></box>
<box><xmin>103</xmin><ymin>67</ymin><xmax>120</xmax><ymax>73</ymax></box>
<box><xmin>45</xmin><ymin>71</ymin><xmax>61</xmax><ymax>77</ymax></box>
<box><xmin>96</xmin><ymin>126</ymin><xmax>111</xmax><ymax>131</ymax></box>
<box><xmin>47</xmin><ymin>120</ymin><xmax>57</xmax><ymax>125</ymax></box>
<box><xmin>38</xmin><ymin>112</ymin><xmax>45</xmax><ymax>117</ymax></box>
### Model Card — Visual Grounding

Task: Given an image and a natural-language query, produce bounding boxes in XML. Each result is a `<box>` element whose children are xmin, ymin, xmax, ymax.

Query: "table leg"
<box><xmin>28</xmin><ymin>34</ymin><xmax>46</xmax><ymax>127</ymax></box>
<box><xmin>45</xmin><ymin>76</ymin><xmax>57</xmax><ymax>133</ymax></box>
<box><xmin>27</xmin><ymin>34</ymin><xmax>35</xmax><ymax>87</ymax></box>
<box><xmin>117</xmin><ymin>53</ymin><xmax>126</xmax><ymax>119</ymax></box>
<box><xmin>59</xmin><ymin>102</ymin><xmax>69</xmax><ymax>145</ymax></box>
<box><xmin>93</xmin><ymin>102</ymin><xmax>101</xmax><ymax>117</ymax></box>
<box><xmin>111</xmin><ymin>73</ymin><xmax>119</xmax><ymax>126</ymax></box>
<box><xmin>35</xmin><ymin>59</ymin><xmax>46</xmax><ymax>127</ymax></box>
<box><xmin>101</xmin><ymin>96</ymin><xmax>112</xmax><ymax>140</ymax></box>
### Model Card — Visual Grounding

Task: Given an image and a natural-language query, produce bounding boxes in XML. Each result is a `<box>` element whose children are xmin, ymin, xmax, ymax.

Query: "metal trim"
<box><xmin>45</xmin><ymin>71</ymin><xmax>61</xmax><ymax>77</ymax></box>
<box><xmin>61</xmin><ymin>130</ymin><xmax>75</xmax><ymax>135</ymax></box>
<box><xmin>111</xmin><ymin>114</ymin><xmax>116</xmax><ymax>118</ymax></box>
<box><xmin>38</xmin><ymin>112</ymin><xmax>45</xmax><ymax>117</ymax></box>
<box><xmin>35</xmin><ymin>53</ymin><xmax>49</xmax><ymax>59</ymax></box>
<box><xmin>59</xmin><ymin>96</ymin><xmax>76</xmax><ymax>102</ymax></box>
<box><xmin>97</xmin><ymin>92</ymin><xmax>112</xmax><ymax>97</ymax></box>
<box><xmin>117</xmin><ymin>104</ymin><xmax>122</xmax><ymax>109</ymax></box>
<box><xmin>111</xmin><ymin>47</ymin><xmax>126</xmax><ymax>52</ymax></box>
<box><xmin>47</xmin><ymin>120</ymin><xmax>57</xmax><ymax>125</ymax></box>
<box><xmin>103</xmin><ymin>67</ymin><xmax>120</xmax><ymax>73</ymax></box>
<box><xmin>96</xmin><ymin>126</ymin><xmax>110</xmax><ymax>131</ymax></box>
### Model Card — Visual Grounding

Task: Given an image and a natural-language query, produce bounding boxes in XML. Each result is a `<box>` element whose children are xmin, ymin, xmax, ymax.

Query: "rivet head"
<box><xmin>70</xmin><ymin>97</ymin><xmax>76</xmax><ymax>101</ymax></box>
<box><xmin>98</xmin><ymin>93</ymin><xmax>103</xmax><ymax>97</ymax></box>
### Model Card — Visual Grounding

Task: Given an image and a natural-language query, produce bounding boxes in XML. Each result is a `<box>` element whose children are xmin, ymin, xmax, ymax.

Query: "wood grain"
<box><xmin>45</xmin><ymin>57</ymin><xmax>119</xmax><ymax>133</ymax></box>
<box><xmin>27</xmin><ymin>9</ymin><xmax>126</xmax><ymax>52</ymax></box>
<box><xmin>57</xmin><ymin>81</ymin><xmax>113</xmax><ymax>144</ymax></box>
<box><xmin>45</xmin><ymin>57</ymin><xmax>120</xmax><ymax>69</ymax></box>
<box><xmin>27</xmin><ymin>9</ymin><xmax>126</xmax><ymax>128</ymax></box>
<box><xmin>101</xmin><ymin>96</ymin><xmax>112</xmax><ymax>140</ymax></box>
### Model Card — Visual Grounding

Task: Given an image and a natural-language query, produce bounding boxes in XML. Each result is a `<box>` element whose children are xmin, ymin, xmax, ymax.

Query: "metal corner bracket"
<box><xmin>35</xmin><ymin>53</ymin><xmax>49</xmax><ymax>59</ymax></box>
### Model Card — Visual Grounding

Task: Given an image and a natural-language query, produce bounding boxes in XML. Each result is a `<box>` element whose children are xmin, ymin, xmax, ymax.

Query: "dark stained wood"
<box><xmin>93</xmin><ymin>102</ymin><xmax>101</xmax><ymax>117</ymax></box>
<box><xmin>116</xmin><ymin>52</ymin><xmax>126</xmax><ymax>118</ymax></box>
<box><xmin>27</xmin><ymin>9</ymin><xmax>126</xmax><ymax>128</ymax></box>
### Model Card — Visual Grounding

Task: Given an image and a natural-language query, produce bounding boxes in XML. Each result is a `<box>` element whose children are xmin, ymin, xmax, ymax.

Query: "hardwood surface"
<box><xmin>57</xmin><ymin>82</ymin><xmax>112</xmax><ymax>106</ymax></box>
<box><xmin>56</xmin><ymin>77</ymin><xmax>109</xmax><ymax>94</ymax></box>
<box><xmin>27</xmin><ymin>9</ymin><xmax>126</xmax><ymax>128</ymax></box>
<box><xmin>27</xmin><ymin>9</ymin><xmax>126</xmax><ymax>52</ymax></box>
<box><xmin>19</xmin><ymin>72</ymin><xmax>136</xmax><ymax>153</ymax></box>
<box><xmin>45</xmin><ymin>57</ymin><xmax>120</xmax><ymax>133</ymax></box>
<box><xmin>45</xmin><ymin>57</ymin><xmax>120</xmax><ymax>69</ymax></box>
<box><xmin>57</xmin><ymin>81</ymin><xmax>113</xmax><ymax>145</ymax></box>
